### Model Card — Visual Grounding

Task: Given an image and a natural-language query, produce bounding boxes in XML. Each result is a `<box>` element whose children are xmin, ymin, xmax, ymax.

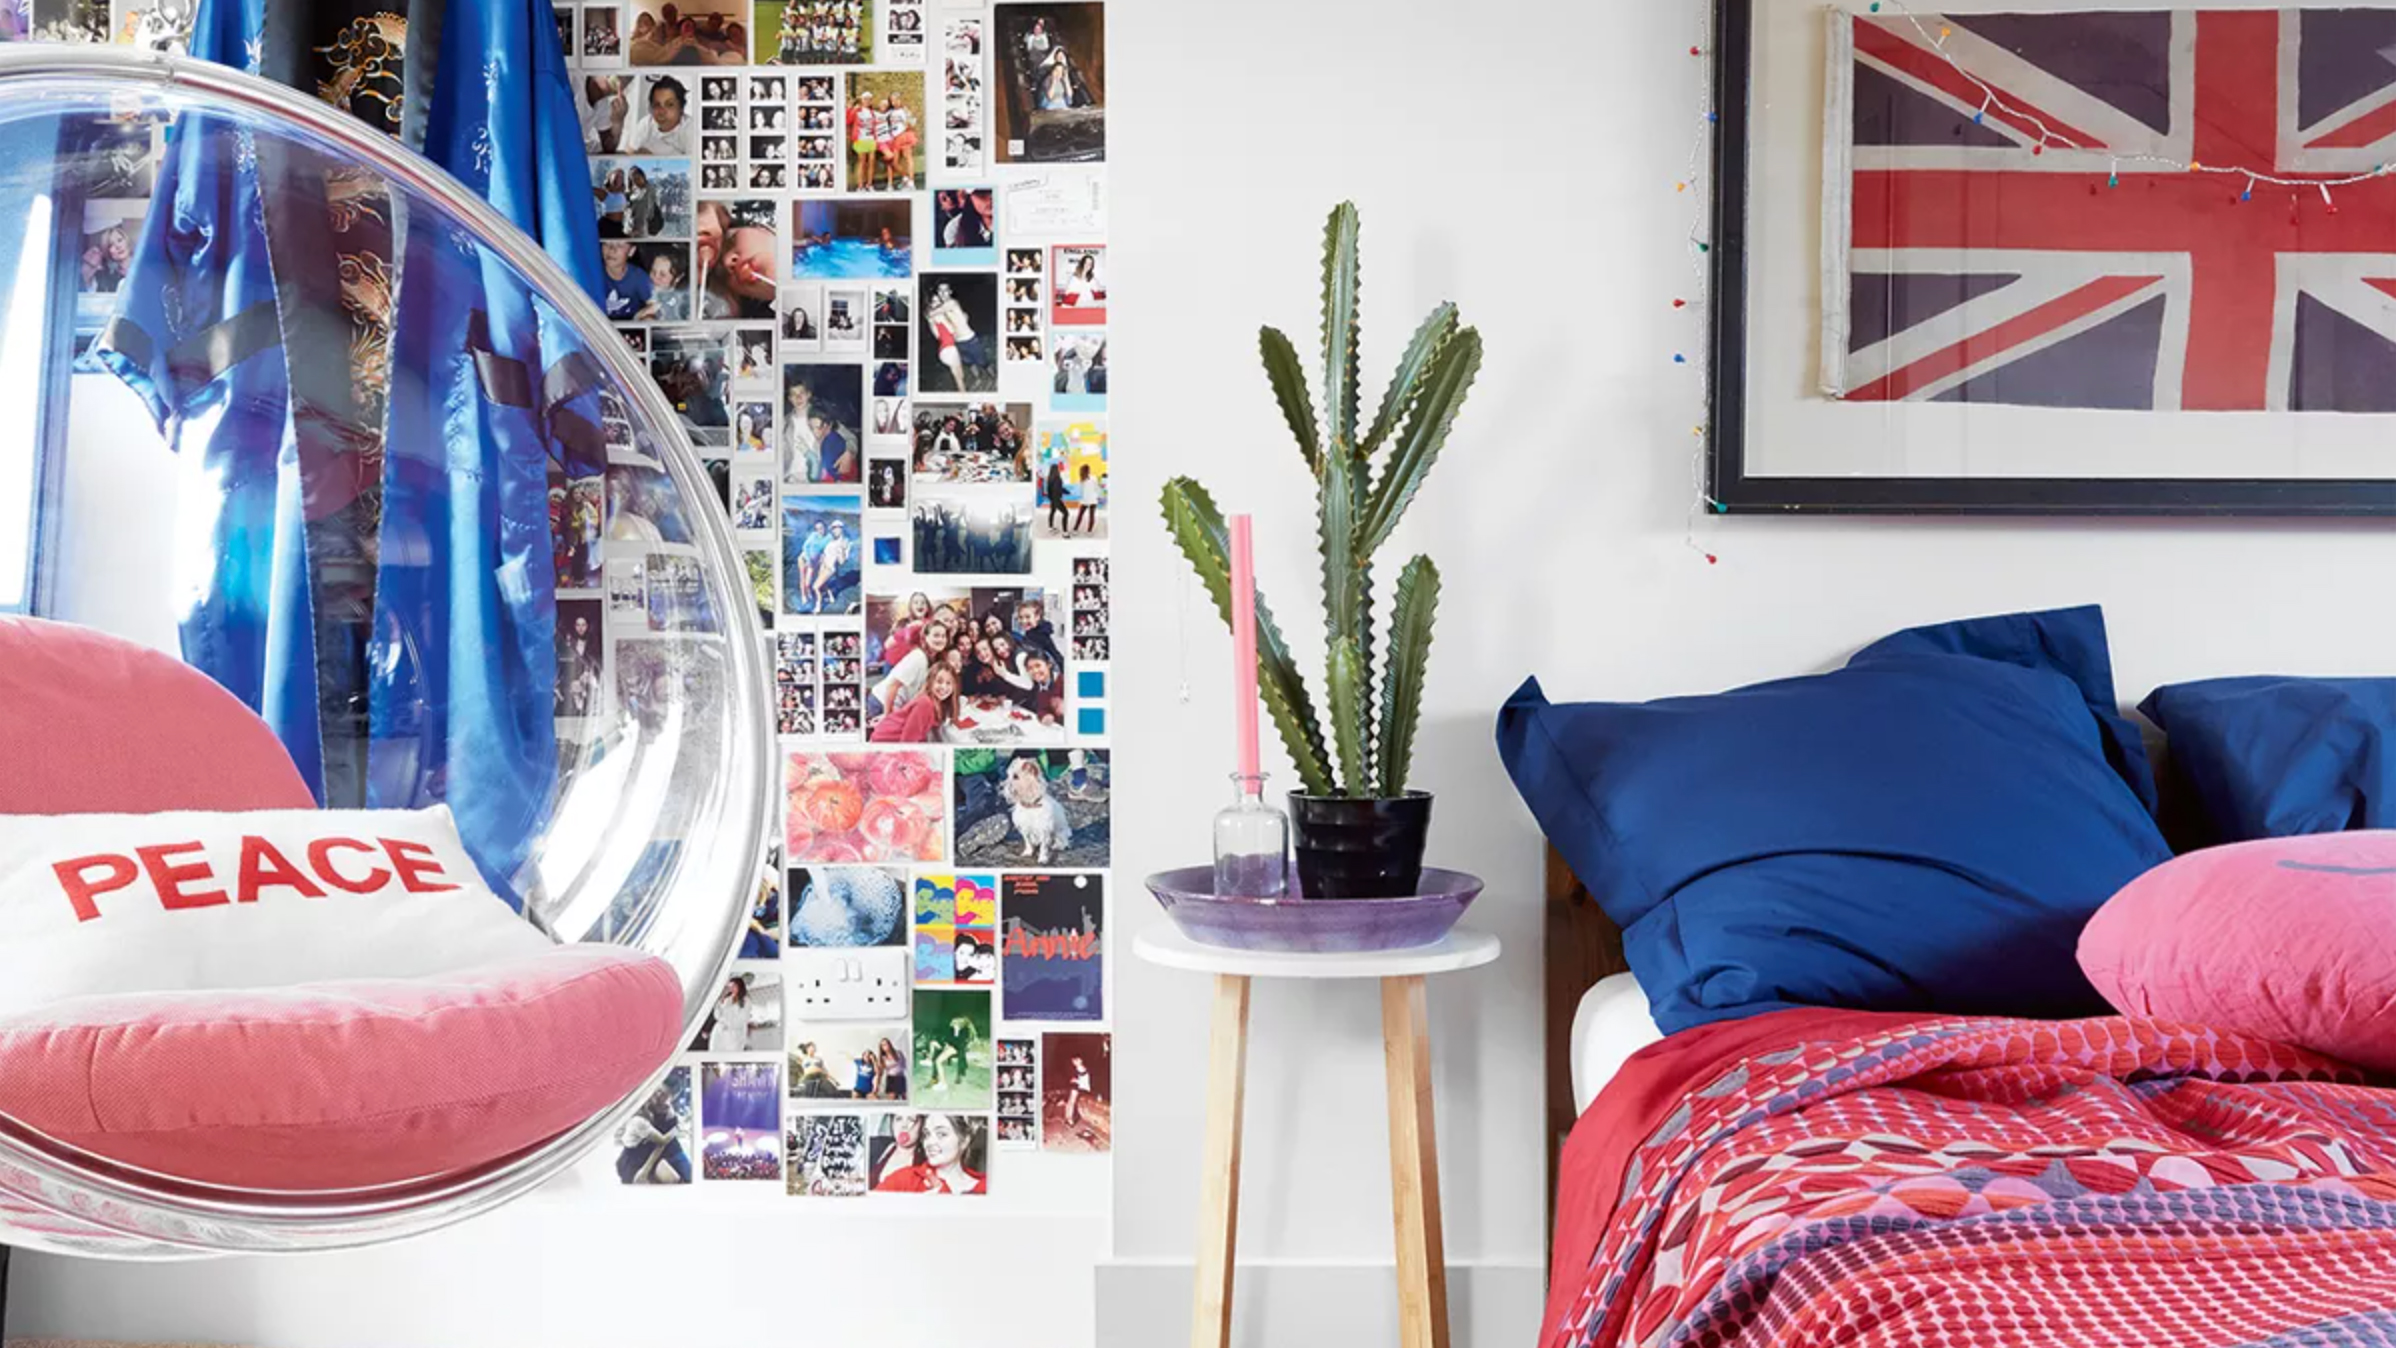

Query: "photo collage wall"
<box><xmin>566</xmin><ymin>0</ymin><xmax>1113</xmax><ymax>1199</ymax></box>
<box><xmin>17</xmin><ymin>0</ymin><xmax>1110</xmax><ymax>1201</ymax></box>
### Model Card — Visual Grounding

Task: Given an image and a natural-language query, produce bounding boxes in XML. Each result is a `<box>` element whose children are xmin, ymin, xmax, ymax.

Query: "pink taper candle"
<box><xmin>1228</xmin><ymin>515</ymin><xmax>1262</xmax><ymax>780</ymax></box>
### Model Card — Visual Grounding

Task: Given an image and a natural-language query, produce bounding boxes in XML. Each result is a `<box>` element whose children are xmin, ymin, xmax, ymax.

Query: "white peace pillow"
<box><xmin>0</xmin><ymin>805</ymin><xmax>552</xmax><ymax>1018</ymax></box>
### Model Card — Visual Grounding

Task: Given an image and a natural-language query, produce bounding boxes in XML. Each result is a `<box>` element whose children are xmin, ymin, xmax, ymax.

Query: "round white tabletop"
<box><xmin>1132</xmin><ymin>924</ymin><xmax>1500</xmax><ymax>980</ymax></box>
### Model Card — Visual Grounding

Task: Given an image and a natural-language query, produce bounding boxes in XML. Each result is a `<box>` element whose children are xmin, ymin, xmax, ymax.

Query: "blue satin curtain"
<box><xmin>102</xmin><ymin>0</ymin><xmax>603</xmax><ymax>899</ymax></box>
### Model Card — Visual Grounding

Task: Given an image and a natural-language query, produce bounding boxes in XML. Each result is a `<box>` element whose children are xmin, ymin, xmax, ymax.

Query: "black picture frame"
<box><xmin>1703</xmin><ymin>0</ymin><xmax>2396</xmax><ymax>516</ymax></box>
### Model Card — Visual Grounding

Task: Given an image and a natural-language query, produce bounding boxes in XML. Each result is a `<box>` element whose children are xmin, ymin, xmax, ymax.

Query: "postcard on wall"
<box><xmin>786</xmin><ymin>1111</ymin><xmax>869</xmax><ymax>1196</ymax></box>
<box><xmin>789</xmin><ymin>1022</ymin><xmax>912</xmax><ymax>1103</ymax></box>
<box><xmin>614</xmin><ymin>1065</ymin><xmax>694</xmax><ymax>1185</ymax></box>
<box><xmin>992</xmin><ymin>2</ymin><xmax>1104</xmax><ymax>164</ymax></box>
<box><xmin>1004</xmin><ymin>175</ymin><xmax>1106</xmax><ymax>237</ymax></box>
<box><xmin>700</xmin><ymin>1061</ymin><xmax>784</xmax><ymax>1180</ymax></box>
<box><xmin>1000</xmin><ymin>872</ymin><xmax>1101</xmax><ymax>1022</ymax></box>
<box><xmin>785</xmin><ymin>750</ymin><xmax>948</xmax><ymax>863</ymax></box>
<box><xmin>867</xmin><ymin>1111</ymin><xmax>988</xmax><ymax>1194</ymax></box>
<box><xmin>953</xmin><ymin>748</ymin><xmax>1107</xmax><ymax>867</ymax></box>
<box><xmin>691</xmin><ymin>967</ymin><xmax>783</xmax><ymax>1053</ymax></box>
<box><xmin>912</xmin><ymin>872</ymin><xmax>997</xmax><ymax>983</ymax></box>
<box><xmin>910</xmin><ymin>987</ymin><xmax>993</xmax><ymax>1112</ymax></box>
<box><xmin>1040</xmin><ymin>1031</ymin><xmax>1109</xmax><ymax>1153</ymax></box>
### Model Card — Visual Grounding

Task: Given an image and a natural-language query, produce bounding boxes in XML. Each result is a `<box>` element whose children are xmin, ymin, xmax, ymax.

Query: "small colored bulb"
<box><xmin>1672</xmin><ymin>353</ymin><xmax>1687</xmax><ymax>364</ymax></box>
<box><xmin>1671</xmin><ymin>298</ymin><xmax>1687</xmax><ymax>308</ymax></box>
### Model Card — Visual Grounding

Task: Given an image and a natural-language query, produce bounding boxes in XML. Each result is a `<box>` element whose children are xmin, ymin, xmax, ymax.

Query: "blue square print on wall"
<box><xmin>1077</xmin><ymin>669</ymin><xmax>1106</xmax><ymax>699</ymax></box>
<box><xmin>1077</xmin><ymin>707</ymin><xmax>1106</xmax><ymax>736</ymax></box>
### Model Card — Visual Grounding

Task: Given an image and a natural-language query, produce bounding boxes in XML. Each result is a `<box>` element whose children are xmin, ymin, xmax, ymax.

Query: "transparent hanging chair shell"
<box><xmin>0</xmin><ymin>47</ymin><xmax>771</xmax><ymax>1257</ymax></box>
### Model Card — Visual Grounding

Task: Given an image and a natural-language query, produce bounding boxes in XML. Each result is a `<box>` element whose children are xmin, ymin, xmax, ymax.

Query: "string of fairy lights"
<box><xmin>1673</xmin><ymin>0</ymin><xmax>2389</xmax><ymax>562</ymax></box>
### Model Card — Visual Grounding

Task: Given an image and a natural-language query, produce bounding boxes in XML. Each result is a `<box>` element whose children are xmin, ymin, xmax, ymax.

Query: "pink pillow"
<box><xmin>0</xmin><ymin>944</ymin><xmax>684</xmax><ymax>1190</ymax></box>
<box><xmin>0</xmin><ymin>616</ymin><xmax>313</xmax><ymax>813</ymax></box>
<box><xmin>2079</xmin><ymin>831</ymin><xmax>2396</xmax><ymax>1072</ymax></box>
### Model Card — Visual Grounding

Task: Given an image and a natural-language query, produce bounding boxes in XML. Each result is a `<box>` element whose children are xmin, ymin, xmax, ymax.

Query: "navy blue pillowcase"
<box><xmin>1496</xmin><ymin>605</ymin><xmax>2171</xmax><ymax>1036</ymax></box>
<box><xmin>2140</xmin><ymin>677</ymin><xmax>2396</xmax><ymax>843</ymax></box>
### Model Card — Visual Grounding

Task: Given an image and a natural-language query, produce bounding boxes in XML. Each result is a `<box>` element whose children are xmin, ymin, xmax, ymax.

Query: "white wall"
<box><xmin>1100</xmin><ymin>0</ymin><xmax>2396</xmax><ymax>1344</ymax></box>
<box><xmin>18</xmin><ymin>3</ymin><xmax>2396</xmax><ymax>1347</ymax></box>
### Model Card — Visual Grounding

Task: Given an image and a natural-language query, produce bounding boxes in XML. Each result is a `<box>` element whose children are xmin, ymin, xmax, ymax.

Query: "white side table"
<box><xmin>1134</xmin><ymin>924</ymin><xmax>1502</xmax><ymax>1348</ymax></box>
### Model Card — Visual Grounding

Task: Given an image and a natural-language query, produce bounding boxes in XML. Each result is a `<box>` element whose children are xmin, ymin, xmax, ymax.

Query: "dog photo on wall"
<box><xmin>951</xmin><ymin>749</ymin><xmax>1108</xmax><ymax>868</ymax></box>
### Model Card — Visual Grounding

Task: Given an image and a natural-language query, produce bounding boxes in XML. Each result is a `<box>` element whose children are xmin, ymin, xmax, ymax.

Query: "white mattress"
<box><xmin>1570</xmin><ymin>973</ymin><xmax>1666</xmax><ymax>1113</ymax></box>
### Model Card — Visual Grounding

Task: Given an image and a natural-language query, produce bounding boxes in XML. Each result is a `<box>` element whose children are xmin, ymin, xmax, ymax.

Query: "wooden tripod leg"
<box><xmin>1192</xmin><ymin>972</ymin><xmax>1252</xmax><ymax>1348</ymax></box>
<box><xmin>1383</xmin><ymin>974</ymin><xmax>1449</xmax><ymax>1348</ymax></box>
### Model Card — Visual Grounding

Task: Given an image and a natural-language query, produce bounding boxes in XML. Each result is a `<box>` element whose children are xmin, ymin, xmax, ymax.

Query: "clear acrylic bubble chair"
<box><xmin>0</xmin><ymin>46</ymin><xmax>770</xmax><ymax>1256</ymax></box>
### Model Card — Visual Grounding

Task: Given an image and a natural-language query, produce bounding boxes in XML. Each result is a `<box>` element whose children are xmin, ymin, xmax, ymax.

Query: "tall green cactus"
<box><xmin>1160</xmin><ymin>202</ymin><xmax>1481</xmax><ymax>798</ymax></box>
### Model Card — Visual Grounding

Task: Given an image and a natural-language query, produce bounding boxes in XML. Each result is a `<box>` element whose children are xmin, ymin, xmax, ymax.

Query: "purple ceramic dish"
<box><xmin>1144</xmin><ymin>867</ymin><xmax>1483</xmax><ymax>953</ymax></box>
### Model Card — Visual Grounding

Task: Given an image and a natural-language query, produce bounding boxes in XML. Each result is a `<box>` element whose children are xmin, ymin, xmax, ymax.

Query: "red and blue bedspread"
<box><xmin>1545</xmin><ymin>1009</ymin><xmax>2396</xmax><ymax>1348</ymax></box>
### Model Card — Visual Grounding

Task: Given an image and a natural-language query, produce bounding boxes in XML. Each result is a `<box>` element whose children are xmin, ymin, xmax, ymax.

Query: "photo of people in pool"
<box><xmin>651</xmin><ymin>327</ymin><xmax>734</xmax><ymax>448</ymax></box>
<box><xmin>694</xmin><ymin>197</ymin><xmax>779</xmax><ymax>319</ymax></box>
<box><xmin>629</xmin><ymin>0</ymin><xmax>748</xmax><ymax>65</ymax></box>
<box><xmin>845</xmin><ymin>69</ymin><xmax>926</xmax><ymax>193</ymax></box>
<box><xmin>916</xmin><ymin>272</ymin><xmax>999</xmax><ymax>394</ymax></box>
<box><xmin>780</xmin><ymin>363</ymin><xmax>865</xmax><ymax>486</ymax></box>
<box><xmin>792</xmin><ymin>198</ymin><xmax>913</xmax><ymax>280</ymax></box>
<box><xmin>994</xmin><ymin>3</ymin><xmax>1104</xmax><ymax>164</ymax></box>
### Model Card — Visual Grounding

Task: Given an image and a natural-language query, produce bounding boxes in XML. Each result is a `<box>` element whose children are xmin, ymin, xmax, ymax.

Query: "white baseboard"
<box><xmin>1095</xmin><ymin>1259</ymin><xmax>1544</xmax><ymax>1347</ymax></box>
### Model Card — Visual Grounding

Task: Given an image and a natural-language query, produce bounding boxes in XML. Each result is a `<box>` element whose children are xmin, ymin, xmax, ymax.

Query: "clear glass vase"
<box><xmin>1213</xmin><ymin>772</ymin><xmax>1290</xmax><ymax>898</ymax></box>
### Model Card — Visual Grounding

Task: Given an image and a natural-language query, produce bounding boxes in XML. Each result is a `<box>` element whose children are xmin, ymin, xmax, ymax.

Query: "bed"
<box><xmin>1540</xmin><ymin>841</ymin><xmax>2396</xmax><ymax>1348</ymax></box>
<box><xmin>1520</xmin><ymin>606</ymin><xmax>2396</xmax><ymax>1348</ymax></box>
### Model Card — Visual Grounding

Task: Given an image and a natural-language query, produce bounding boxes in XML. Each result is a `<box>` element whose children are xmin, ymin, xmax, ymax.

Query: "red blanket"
<box><xmin>1544</xmin><ymin>1010</ymin><xmax>2396</xmax><ymax>1348</ymax></box>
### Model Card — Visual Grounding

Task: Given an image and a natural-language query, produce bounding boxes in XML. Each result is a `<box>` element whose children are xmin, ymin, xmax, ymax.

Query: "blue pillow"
<box><xmin>1497</xmin><ymin>605</ymin><xmax>2170</xmax><ymax>1034</ymax></box>
<box><xmin>2140</xmin><ymin>677</ymin><xmax>2396</xmax><ymax>843</ymax></box>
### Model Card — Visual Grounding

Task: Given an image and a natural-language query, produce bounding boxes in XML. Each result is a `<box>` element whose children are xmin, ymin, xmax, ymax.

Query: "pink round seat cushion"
<box><xmin>0</xmin><ymin>616</ymin><xmax>314</xmax><ymax>813</ymax></box>
<box><xmin>2080</xmin><ymin>830</ymin><xmax>2396</xmax><ymax>1073</ymax></box>
<box><xmin>0</xmin><ymin>944</ymin><xmax>685</xmax><ymax>1190</ymax></box>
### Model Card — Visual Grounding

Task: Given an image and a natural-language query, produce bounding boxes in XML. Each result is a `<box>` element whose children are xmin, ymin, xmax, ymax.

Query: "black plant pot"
<box><xmin>1287</xmin><ymin>791</ymin><xmax>1434</xmax><ymax>899</ymax></box>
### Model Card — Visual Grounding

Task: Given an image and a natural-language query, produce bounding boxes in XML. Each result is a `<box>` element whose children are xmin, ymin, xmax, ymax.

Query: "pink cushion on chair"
<box><xmin>2079</xmin><ymin>830</ymin><xmax>2396</xmax><ymax>1073</ymax></box>
<box><xmin>0</xmin><ymin>944</ymin><xmax>685</xmax><ymax>1190</ymax></box>
<box><xmin>0</xmin><ymin>616</ymin><xmax>313</xmax><ymax>813</ymax></box>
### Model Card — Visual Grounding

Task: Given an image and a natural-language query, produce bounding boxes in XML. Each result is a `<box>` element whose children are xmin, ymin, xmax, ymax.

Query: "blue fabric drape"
<box><xmin>367</xmin><ymin>0</ymin><xmax>606</xmax><ymax>897</ymax></box>
<box><xmin>93</xmin><ymin>0</ymin><xmax>327</xmax><ymax>798</ymax></box>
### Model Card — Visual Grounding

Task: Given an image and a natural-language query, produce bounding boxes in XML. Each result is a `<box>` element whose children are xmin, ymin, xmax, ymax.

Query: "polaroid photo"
<box><xmin>785</xmin><ymin>749</ymin><xmax>946</xmax><ymax>864</ymax></box>
<box><xmin>763</xmin><ymin>0</ymin><xmax>873</xmax><ymax>66</ymax></box>
<box><xmin>910</xmin><ymin>484</ymin><xmax>1034</xmax><ymax>577</ymax></box>
<box><xmin>582</xmin><ymin>5</ymin><xmax>626</xmax><ymax>63</ymax></box>
<box><xmin>615</xmin><ymin>1066</ymin><xmax>693</xmax><ymax>1184</ymax></box>
<box><xmin>749</xmin><ymin>74</ymin><xmax>789</xmax><ymax>103</ymax></box>
<box><xmin>931</xmin><ymin>188</ymin><xmax>997</xmax><ymax>267</ymax></box>
<box><xmin>781</xmin><ymin>282</ymin><xmax>824</xmax><ymax>353</ymax></box>
<box><xmin>740</xmin><ymin>549</ymin><xmax>776</xmax><ymax>628</ymax></box>
<box><xmin>1000</xmin><ymin>873</ymin><xmax>1103</xmax><ymax>1022</ymax></box>
<box><xmin>916</xmin><ymin>272</ymin><xmax>999</xmax><ymax>395</ymax></box>
<box><xmin>910</xmin><ymin>988</ymin><xmax>993</xmax><ymax>1113</ymax></box>
<box><xmin>792</xmin><ymin>198</ymin><xmax>913</xmax><ymax>280</ymax></box>
<box><xmin>825</xmin><ymin>287</ymin><xmax>869</xmax><ymax>356</ymax></box>
<box><xmin>690</xmin><ymin>968</ymin><xmax>783</xmax><ymax>1054</ymax></box>
<box><xmin>642</xmin><ymin>553</ymin><xmax>710</xmax><ymax>633</ymax></box>
<box><xmin>867</xmin><ymin>457</ymin><xmax>909</xmax><ymax>511</ymax></box>
<box><xmin>591</xmin><ymin>155</ymin><xmax>692</xmax><ymax>240</ymax></box>
<box><xmin>910</xmin><ymin>401</ymin><xmax>1030</xmax><ymax>483</ymax></box>
<box><xmin>629</xmin><ymin>0</ymin><xmax>749</xmax><ymax>66</ymax></box>
<box><xmin>736</xmin><ymin>400</ymin><xmax>775</xmax><ymax>457</ymax></box>
<box><xmin>1048</xmin><ymin>330</ymin><xmax>1106</xmax><ymax>411</ymax></box>
<box><xmin>874</xmin><ymin>396</ymin><xmax>911</xmax><ymax>440</ymax></box>
<box><xmin>1050</xmin><ymin>243</ymin><xmax>1105</xmax><ymax>327</ymax></box>
<box><xmin>735</xmin><ymin>474</ymin><xmax>778</xmax><ymax>532</ymax></box>
<box><xmin>786</xmin><ymin>1112</ymin><xmax>868</xmax><ymax>1196</ymax></box>
<box><xmin>781</xmin><ymin>363</ymin><xmax>865</xmax><ymax>486</ymax></box>
<box><xmin>994</xmin><ymin>3</ymin><xmax>1104</xmax><ymax>164</ymax></box>
<box><xmin>1033</xmin><ymin>420</ymin><xmax>1106</xmax><ymax>539</ymax></box>
<box><xmin>780</xmin><ymin>492</ymin><xmax>864</xmax><ymax>616</ymax></box>
<box><xmin>884</xmin><ymin>0</ymin><xmax>926</xmax><ymax>63</ymax></box>
<box><xmin>609</xmin><ymin>557</ymin><xmax>650</xmax><ymax>620</ymax></box>
<box><xmin>789</xmin><ymin>1024</ymin><xmax>911</xmax><ymax>1104</ymax></box>
<box><xmin>699</xmin><ymin>1061</ymin><xmax>783</xmax><ymax>1182</ymax></box>
<box><xmin>745</xmin><ymin>869</ymin><xmax>786</xmax><ymax>958</ymax></box>
<box><xmin>952</xmin><ymin>749</ymin><xmax>1106</xmax><ymax>867</ymax></box>
<box><xmin>605</xmin><ymin>462</ymin><xmax>696</xmax><ymax>545</ymax></box>
<box><xmin>843</xmin><ymin>70</ymin><xmax>927</xmax><ymax>193</ymax></box>
<box><xmin>556</xmin><ymin>599</ymin><xmax>605</xmax><ymax>717</ymax></box>
<box><xmin>873</xmin><ymin>356</ymin><xmax>910</xmax><ymax>404</ymax></box>
<box><xmin>1041</xmin><ymin>1031</ymin><xmax>1110</xmax><ymax>1153</ymax></box>
<box><xmin>875</xmin><ymin>320</ymin><xmax>911</xmax><ymax>363</ymax></box>
<box><xmin>552</xmin><ymin>470</ymin><xmax>607</xmax><ymax>592</ymax></box>
<box><xmin>732</xmin><ymin>325</ymin><xmax>777</xmax><ymax>385</ymax></box>
<box><xmin>649</xmin><ymin>326</ymin><xmax>735</xmax><ymax>448</ymax></box>
<box><xmin>867</xmin><ymin>1111</ymin><xmax>987</xmax><ymax>1194</ymax></box>
<box><xmin>911</xmin><ymin>873</ymin><xmax>997</xmax><ymax>985</ymax></box>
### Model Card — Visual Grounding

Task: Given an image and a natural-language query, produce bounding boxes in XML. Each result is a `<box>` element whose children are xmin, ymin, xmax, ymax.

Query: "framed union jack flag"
<box><xmin>1708</xmin><ymin>0</ymin><xmax>2396</xmax><ymax>515</ymax></box>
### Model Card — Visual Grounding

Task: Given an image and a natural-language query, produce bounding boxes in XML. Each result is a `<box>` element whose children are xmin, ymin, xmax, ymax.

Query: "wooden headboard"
<box><xmin>1545</xmin><ymin>844</ymin><xmax>1627</xmax><ymax>1223</ymax></box>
